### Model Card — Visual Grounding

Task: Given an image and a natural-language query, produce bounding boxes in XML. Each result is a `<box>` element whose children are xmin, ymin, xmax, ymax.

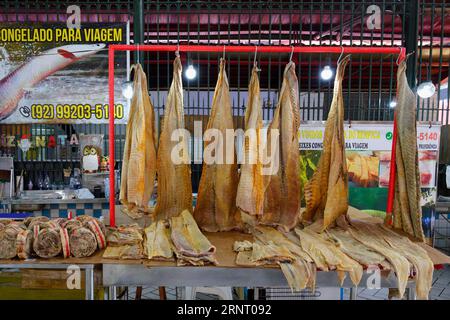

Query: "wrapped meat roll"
<box><xmin>87</xmin><ymin>220</ymin><xmax>106</xmax><ymax>249</ymax></box>
<box><xmin>77</xmin><ymin>216</ymin><xmax>107</xmax><ymax>237</ymax></box>
<box><xmin>70</xmin><ymin>227</ymin><xmax>97</xmax><ymax>258</ymax></box>
<box><xmin>28</xmin><ymin>218</ymin><xmax>50</xmax><ymax>231</ymax></box>
<box><xmin>62</xmin><ymin>220</ymin><xmax>83</xmax><ymax>233</ymax></box>
<box><xmin>60</xmin><ymin>228</ymin><xmax>70</xmax><ymax>258</ymax></box>
<box><xmin>0</xmin><ymin>222</ymin><xmax>4</xmax><ymax>231</ymax></box>
<box><xmin>33</xmin><ymin>228</ymin><xmax>62</xmax><ymax>258</ymax></box>
<box><xmin>0</xmin><ymin>224</ymin><xmax>22</xmax><ymax>259</ymax></box>
<box><xmin>25</xmin><ymin>216</ymin><xmax>49</xmax><ymax>228</ymax></box>
<box><xmin>16</xmin><ymin>229</ymin><xmax>33</xmax><ymax>259</ymax></box>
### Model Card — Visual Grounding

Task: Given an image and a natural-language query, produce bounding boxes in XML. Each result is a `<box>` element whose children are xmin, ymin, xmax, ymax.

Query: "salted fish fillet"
<box><xmin>393</xmin><ymin>61</ymin><xmax>425</xmax><ymax>241</ymax></box>
<box><xmin>303</xmin><ymin>56</ymin><xmax>350</xmax><ymax>230</ymax></box>
<box><xmin>377</xmin><ymin>225</ymin><xmax>433</xmax><ymax>300</ymax></box>
<box><xmin>261</xmin><ymin>61</ymin><xmax>301</xmax><ymax>231</ymax></box>
<box><xmin>144</xmin><ymin>220</ymin><xmax>174</xmax><ymax>261</ymax></box>
<box><xmin>194</xmin><ymin>59</ymin><xmax>240</xmax><ymax>232</ymax></box>
<box><xmin>326</xmin><ymin>228</ymin><xmax>387</xmax><ymax>268</ymax></box>
<box><xmin>170</xmin><ymin>210</ymin><xmax>216</xmax><ymax>258</ymax></box>
<box><xmin>295</xmin><ymin>227</ymin><xmax>362</xmax><ymax>286</ymax></box>
<box><xmin>236</xmin><ymin>65</ymin><xmax>264</xmax><ymax>217</ymax></box>
<box><xmin>254</xmin><ymin>226</ymin><xmax>313</xmax><ymax>263</ymax></box>
<box><xmin>120</xmin><ymin>63</ymin><xmax>157</xmax><ymax>218</ymax></box>
<box><xmin>155</xmin><ymin>56</ymin><xmax>193</xmax><ymax>220</ymax></box>
<box><xmin>348</xmin><ymin>220</ymin><xmax>411</xmax><ymax>298</ymax></box>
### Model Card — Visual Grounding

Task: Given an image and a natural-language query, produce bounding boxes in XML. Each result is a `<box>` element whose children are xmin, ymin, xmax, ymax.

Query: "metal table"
<box><xmin>102</xmin><ymin>264</ymin><xmax>416</xmax><ymax>300</ymax></box>
<box><xmin>0</xmin><ymin>262</ymin><xmax>96</xmax><ymax>300</ymax></box>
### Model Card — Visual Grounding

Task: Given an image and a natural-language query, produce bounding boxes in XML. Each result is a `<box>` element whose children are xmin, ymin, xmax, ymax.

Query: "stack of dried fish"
<box><xmin>103</xmin><ymin>224</ymin><xmax>144</xmax><ymax>259</ymax></box>
<box><xmin>144</xmin><ymin>220</ymin><xmax>174</xmax><ymax>261</ymax></box>
<box><xmin>303</xmin><ymin>55</ymin><xmax>350</xmax><ymax>230</ymax></box>
<box><xmin>120</xmin><ymin>63</ymin><xmax>157</xmax><ymax>219</ymax></box>
<box><xmin>392</xmin><ymin>60</ymin><xmax>425</xmax><ymax>241</ymax></box>
<box><xmin>194</xmin><ymin>59</ymin><xmax>240</xmax><ymax>232</ymax></box>
<box><xmin>154</xmin><ymin>56</ymin><xmax>193</xmax><ymax>220</ymax></box>
<box><xmin>143</xmin><ymin>210</ymin><xmax>218</xmax><ymax>266</ymax></box>
<box><xmin>170</xmin><ymin>210</ymin><xmax>218</xmax><ymax>266</ymax></box>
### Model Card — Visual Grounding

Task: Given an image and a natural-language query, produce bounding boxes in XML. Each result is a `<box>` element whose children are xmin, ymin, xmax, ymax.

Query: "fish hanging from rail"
<box><xmin>236</xmin><ymin>64</ymin><xmax>265</xmax><ymax>218</ymax></box>
<box><xmin>302</xmin><ymin>55</ymin><xmax>350</xmax><ymax>230</ymax></box>
<box><xmin>154</xmin><ymin>56</ymin><xmax>193</xmax><ymax>220</ymax></box>
<box><xmin>392</xmin><ymin>59</ymin><xmax>425</xmax><ymax>241</ymax></box>
<box><xmin>119</xmin><ymin>63</ymin><xmax>157</xmax><ymax>219</ymax></box>
<box><xmin>260</xmin><ymin>60</ymin><xmax>301</xmax><ymax>232</ymax></box>
<box><xmin>194</xmin><ymin>58</ymin><xmax>240</xmax><ymax>232</ymax></box>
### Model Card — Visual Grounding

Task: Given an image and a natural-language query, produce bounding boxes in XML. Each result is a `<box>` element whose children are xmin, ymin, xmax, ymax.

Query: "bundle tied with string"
<box><xmin>33</xmin><ymin>228</ymin><xmax>62</xmax><ymax>258</ymax></box>
<box><xmin>0</xmin><ymin>224</ymin><xmax>23</xmax><ymax>259</ymax></box>
<box><xmin>69</xmin><ymin>227</ymin><xmax>97</xmax><ymax>258</ymax></box>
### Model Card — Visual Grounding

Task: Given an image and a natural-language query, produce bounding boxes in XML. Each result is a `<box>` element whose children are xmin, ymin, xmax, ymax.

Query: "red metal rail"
<box><xmin>108</xmin><ymin>44</ymin><xmax>405</xmax><ymax>227</ymax></box>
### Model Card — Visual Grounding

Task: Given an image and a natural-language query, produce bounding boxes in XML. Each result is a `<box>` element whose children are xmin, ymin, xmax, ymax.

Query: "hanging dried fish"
<box><xmin>393</xmin><ymin>60</ymin><xmax>425</xmax><ymax>241</ymax></box>
<box><xmin>154</xmin><ymin>56</ymin><xmax>193</xmax><ymax>220</ymax></box>
<box><xmin>261</xmin><ymin>60</ymin><xmax>301</xmax><ymax>231</ymax></box>
<box><xmin>303</xmin><ymin>55</ymin><xmax>350</xmax><ymax>230</ymax></box>
<box><xmin>120</xmin><ymin>63</ymin><xmax>157</xmax><ymax>219</ymax></box>
<box><xmin>194</xmin><ymin>59</ymin><xmax>240</xmax><ymax>231</ymax></box>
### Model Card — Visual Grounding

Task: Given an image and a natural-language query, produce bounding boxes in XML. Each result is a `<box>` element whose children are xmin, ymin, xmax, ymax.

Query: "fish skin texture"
<box><xmin>194</xmin><ymin>59</ymin><xmax>240</xmax><ymax>232</ymax></box>
<box><xmin>348</xmin><ymin>220</ymin><xmax>411</xmax><ymax>299</ymax></box>
<box><xmin>154</xmin><ymin>57</ymin><xmax>193</xmax><ymax>220</ymax></box>
<box><xmin>303</xmin><ymin>55</ymin><xmax>350</xmax><ymax>230</ymax></box>
<box><xmin>170</xmin><ymin>210</ymin><xmax>216</xmax><ymax>258</ymax></box>
<box><xmin>378</xmin><ymin>225</ymin><xmax>433</xmax><ymax>300</ymax></box>
<box><xmin>144</xmin><ymin>220</ymin><xmax>174</xmax><ymax>261</ymax></box>
<box><xmin>119</xmin><ymin>63</ymin><xmax>157</xmax><ymax>218</ymax></box>
<box><xmin>236</xmin><ymin>65</ymin><xmax>265</xmax><ymax>217</ymax></box>
<box><xmin>393</xmin><ymin>61</ymin><xmax>425</xmax><ymax>241</ymax></box>
<box><xmin>260</xmin><ymin>61</ymin><xmax>301</xmax><ymax>232</ymax></box>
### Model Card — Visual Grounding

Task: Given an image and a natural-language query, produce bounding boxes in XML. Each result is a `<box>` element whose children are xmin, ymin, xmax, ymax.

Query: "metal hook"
<box><xmin>175</xmin><ymin>42</ymin><xmax>180</xmax><ymax>57</ymax></box>
<box><xmin>348</xmin><ymin>119</ymin><xmax>352</xmax><ymax>128</ymax></box>
<box><xmin>337</xmin><ymin>46</ymin><xmax>344</xmax><ymax>64</ymax></box>
<box><xmin>253</xmin><ymin>46</ymin><xmax>258</xmax><ymax>67</ymax></box>
<box><xmin>429</xmin><ymin>121</ymin><xmax>432</xmax><ymax>129</ymax></box>
<box><xmin>137</xmin><ymin>43</ymin><xmax>140</xmax><ymax>64</ymax></box>
<box><xmin>223</xmin><ymin>45</ymin><xmax>226</xmax><ymax>60</ymax></box>
<box><xmin>289</xmin><ymin>46</ymin><xmax>294</xmax><ymax>62</ymax></box>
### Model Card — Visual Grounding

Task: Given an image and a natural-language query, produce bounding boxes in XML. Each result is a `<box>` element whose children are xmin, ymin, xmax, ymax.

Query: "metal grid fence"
<box><xmin>0</xmin><ymin>0</ymin><xmax>449</xmax><ymax>192</ymax></box>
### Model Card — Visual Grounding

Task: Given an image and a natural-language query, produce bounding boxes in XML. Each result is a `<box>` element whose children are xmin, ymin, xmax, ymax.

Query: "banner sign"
<box><xmin>299</xmin><ymin>122</ymin><xmax>440</xmax><ymax>152</ymax></box>
<box><xmin>298</xmin><ymin>121</ymin><xmax>441</xmax><ymax>229</ymax></box>
<box><xmin>0</xmin><ymin>23</ymin><xmax>128</xmax><ymax>124</ymax></box>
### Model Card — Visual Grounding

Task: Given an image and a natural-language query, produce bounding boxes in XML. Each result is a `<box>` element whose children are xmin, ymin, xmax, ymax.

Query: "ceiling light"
<box><xmin>389</xmin><ymin>101</ymin><xmax>397</xmax><ymax>108</ymax></box>
<box><xmin>417</xmin><ymin>81</ymin><xmax>436</xmax><ymax>99</ymax></box>
<box><xmin>121</xmin><ymin>81</ymin><xmax>134</xmax><ymax>99</ymax></box>
<box><xmin>185</xmin><ymin>65</ymin><xmax>197</xmax><ymax>80</ymax></box>
<box><xmin>320</xmin><ymin>65</ymin><xmax>333</xmax><ymax>81</ymax></box>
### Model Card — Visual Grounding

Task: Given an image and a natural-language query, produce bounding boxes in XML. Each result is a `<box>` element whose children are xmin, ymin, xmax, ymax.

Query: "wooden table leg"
<box><xmin>159</xmin><ymin>286</ymin><xmax>167</xmax><ymax>300</ymax></box>
<box><xmin>135</xmin><ymin>286</ymin><xmax>142</xmax><ymax>300</ymax></box>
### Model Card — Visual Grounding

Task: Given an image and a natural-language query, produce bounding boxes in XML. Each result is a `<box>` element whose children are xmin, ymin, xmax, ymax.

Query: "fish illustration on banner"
<box><xmin>0</xmin><ymin>23</ymin><xmax>128</xmax><ymax>124</ymax></box>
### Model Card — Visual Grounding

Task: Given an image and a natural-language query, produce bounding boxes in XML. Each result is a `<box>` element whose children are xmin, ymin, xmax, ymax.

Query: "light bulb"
<box><xmin>320</xmin><ymin>65</ymin><xmax>333</xmax><ymax>81</ymax></box>
<box><xmin>389</xmin><ymin>101</ymin><xmax>397</xmax><ymax>108</ymax></box>
<box><xmin>185</xmin><ymin>65</ymin><xmax>197</xmax><ymax>80</ymax></box>
<box><xmin>121</xmin><ymin>81</ymin><xmax>134</xmax><ymax>99</ymax></box>
<box><xmin>417</xmin><ymin>81</ymin><xmax>436</xmax><ymax>99</ymax></box>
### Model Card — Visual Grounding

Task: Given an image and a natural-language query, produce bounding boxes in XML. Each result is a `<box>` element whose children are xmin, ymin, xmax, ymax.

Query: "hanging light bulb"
<box><xmin>417</xmin><ymin>81</ymin><xmax>436</xmax><ymax>99</ymax></box>
<box><xmin>185</xmin><ymin>65</ymin><xmax>197</xmax><ymax>80</ymax></box>
<box><xmin>121</xmin><ymin>81</ymin><xmax>134</xmax><ymax>99</ymax></box>
<box><xmin>320</xmin><ymin>65</ymin><xmax>333</xmax><ymax>81</ymax></box>
<box><xmin>389</xmin><ymin>101</ymin><xmax>397</xmax><ymax>108</ymax></box>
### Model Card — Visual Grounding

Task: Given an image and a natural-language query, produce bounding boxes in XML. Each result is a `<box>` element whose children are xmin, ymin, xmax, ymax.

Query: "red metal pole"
<box><xmin>108</xmin><ymin>47</ymin><xmax>116</xmax><ymax>227</ymax></box>
<box><xmin>385</xmin><ymin>47</ymin><xmax>406</xmax><ymax>226</ymax></box>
